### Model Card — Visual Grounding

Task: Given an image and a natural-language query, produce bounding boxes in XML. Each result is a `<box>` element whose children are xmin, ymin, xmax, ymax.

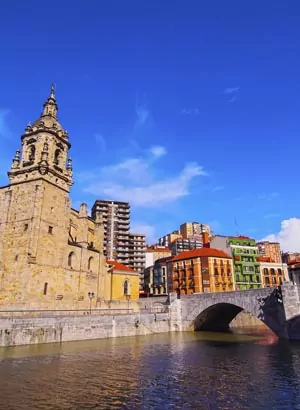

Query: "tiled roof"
<box><xmin>288</xmin><ymin>258</ymin><xmax>300</xmax><ymax>265</ymax></box>
<box><xmin>107</xmin><ymin>260</ymin><xmax>137</xmax><ymax>272</ymax></box>
<box><xmin>229</xmin><ymin>235</ymin><xmax>252</xmax><ymax>240</ymax></box>
<box><xmin>146</xmin><ymin>247</ymin><xmax>171</xmax><ymax>252</ymax></box>
<box><xmin>172</xmin><ymin>248</ymin><xmax>231</xmax><ymax>261</ymax></box>
<box><xmin>257</xmin><ymin>256</ymin><xmax>273</xmax><ymax>262</ymax></box>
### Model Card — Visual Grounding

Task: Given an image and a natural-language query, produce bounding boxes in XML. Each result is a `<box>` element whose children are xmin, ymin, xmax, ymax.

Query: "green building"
<box><xmin>210</xmin><ymin>235</ymin><xmax>262</xmax><ymax>290</ymax></box>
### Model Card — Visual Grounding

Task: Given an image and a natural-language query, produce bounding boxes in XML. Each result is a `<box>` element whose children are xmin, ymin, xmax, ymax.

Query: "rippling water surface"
<box><xmin>0</xmin><ymin>329</ymin><xmax>300</xmax><ymax>409</ymax></box>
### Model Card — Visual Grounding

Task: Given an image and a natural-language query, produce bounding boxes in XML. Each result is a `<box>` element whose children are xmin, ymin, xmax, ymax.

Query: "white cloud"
<box><xmin>150</xmin><ymin>145</ymin><xmax>167</xmax><ymax>158</ymax></box>
<box><xmin>82</xmin><ymin>148</ymin><xmax>207</xmax><ymax>207</ymax></box>
<box><xmin>224</xmin><ymin>87</ymin><xmax>240</xmax><ymax>94</ymax></box>
<box><xmin>131</xmin><ymin>222</ymin><xmax>156</xmax><ymax>244</ymax></box>
<box><xmin>262</xmin><ymin>218</ymin><xmax>300</xmax><ymax>252</ymax></box>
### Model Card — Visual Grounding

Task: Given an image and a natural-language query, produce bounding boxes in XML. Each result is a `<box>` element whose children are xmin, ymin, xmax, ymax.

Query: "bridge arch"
<box><xmin>194</xmin><ymin>302</ymin><xmax>244</xmax><ymax>332</ymax></box>
<box><xmin>179</xmin><ymin>287</ymin><xmax>287</xmax><ymax>338</ymax></box>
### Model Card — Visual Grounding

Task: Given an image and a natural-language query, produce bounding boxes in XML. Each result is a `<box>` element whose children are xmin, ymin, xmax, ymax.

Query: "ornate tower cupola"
<box><xmin>8</xmin><ymin>84</ymin><xmax>73</xmax><ymax>191</ymax></box>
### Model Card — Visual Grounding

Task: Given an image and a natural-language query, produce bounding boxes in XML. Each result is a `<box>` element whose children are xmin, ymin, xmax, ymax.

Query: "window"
<box><xmin>88</xmin><ymin>256</ymin><xmax>94</xmax><ymax>271</ymax></box>
<box><xmin>28</xmin><ymin>145</ymin><xmax>35</xmax><ymax>161</ymax></box>
<box><xmin>43</xmin><ymin>282</ymin><xmax>48</xmax><ymax>295</ymax></box>
<box><xmin>24</xmin><ymin>224</ymin><xmax>28</xmax><ymax>231</ymax></box>
<box><xmin>54</xmin><ymin>149</ymin><xmax>61</xmax><ymax>166</ymax></box>
<box><xmin>15</xmin><ymin>255</ymin><xmax>18</xmax><ymax>262</ymax></box>
<box><xmin>278</xmin><ymin>268</ymin><xmax>282</xmax><ymax>275</ymax></box>
<box><xmin>68</xmin><ymin>252</ymin><xmax>75</xmax><ymax>268</ymax></box>
<box><xmin>48</xmin><ymin>226</ymin><xmax>53</xmax><ymax>234</ymax></box>
<box><xmin>124</xmin><ymin>279</ymin><xmax>130</xmax><ymax>296</ymax></box>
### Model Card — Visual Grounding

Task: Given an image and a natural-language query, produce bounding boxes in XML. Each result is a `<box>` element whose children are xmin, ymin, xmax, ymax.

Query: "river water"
<box><xmin>0</xmin><ymin>329</ymin><xmax>300</xmax><ymax>409</ymax></box>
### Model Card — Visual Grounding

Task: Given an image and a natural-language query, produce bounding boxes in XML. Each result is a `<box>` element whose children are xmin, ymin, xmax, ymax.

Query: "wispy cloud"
<box><xmin>94</xmin><ymin>133</ymin><xmax>106</xmax><ymax>151</ymax></box>
<box><xmin>264</xmin><ymin>213</ymin><xmax>280</xmax><ymax>219</ymax></box>
<box><xmin>223</xmin><ymin>87</ymin><xmax>240</xmax><ymax>104</ymax></box>
<box><xmin>149</xmin><ymin>145</ymin><xmax>167</xmax><ymax>158</ymax></box>
<box><xmin>224</xmin><ymin>87</ymin><xmax>240</xmax><ymax>94</ymax></box>
<box><xmin>212</xmin><ymin>186</ymin><xmax>224</xmax><ymax>193</ymax></box>
<box><xmin>258</xmin><ymin>192</ymin><xmax>279</xmax><ymax>201</ymax></box>
<box><xmin>81</xmin><ymin>150</ymin><xmax>207</xmax><ymax>207</ymax></box>
<box><xmin>78</xmin><ymin>100</ymin><xmax>207</xmax><ymax>208</ymax></box>
<box><xmin>229</xmin><ymin>96</ymin><xmax>237</xmax><ymax>104</ymax></box>
<box><xmin>0</xmin><ymin>109</ymin><xmax>12</xmax><ymax>139</ymax></box>
<box><xmin>135</xmin><ymin>105</ymin><xmax>150</xmax><ymax>127</ymax></box>
<box><xmin>181</xmin><ymin>108</ymin><xmax>200</xmax><ymax>116</ymax></box>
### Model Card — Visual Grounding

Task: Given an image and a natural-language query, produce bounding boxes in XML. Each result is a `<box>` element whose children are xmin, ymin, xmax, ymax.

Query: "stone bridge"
<box><xmin>168</xmin><ymin>281</ymin><xmax>300</xmax><ymax>340</ymax></box>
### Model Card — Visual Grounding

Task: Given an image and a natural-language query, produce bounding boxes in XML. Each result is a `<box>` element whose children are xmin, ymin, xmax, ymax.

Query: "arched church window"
<box><xmin>54</xmin><ymin>149</ymin><xmax>61</xmax><ymax>165</ymax></box>
<box><xmin>68</xmin><ymin>252</ymin><xmax>75</xmax><ymax>268</ymax></box>
<box><xmin>28</xmin><ymin>145</ymin><xmax>35</xmax><ymax>161</ymax></box>
<box><xmin>124</xmin><ymin>279</ymin><xmax>130</xmax><ymax>296</ymax></box>
<box><xmin>88</xmin><ymin>256</ymin><xmax>94</xmax><ymax>271</ymax></box>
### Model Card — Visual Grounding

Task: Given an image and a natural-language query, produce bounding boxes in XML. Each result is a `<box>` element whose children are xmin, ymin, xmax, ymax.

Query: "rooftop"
<box><xmin>172</xmin><ymin>248</ymin><xmax>231</xmax><ymax>261</ymax></box>
<box><xmin>107</xmin><ymin>260</ymin><xmax>137</xmax><ymax>272</ymax></box>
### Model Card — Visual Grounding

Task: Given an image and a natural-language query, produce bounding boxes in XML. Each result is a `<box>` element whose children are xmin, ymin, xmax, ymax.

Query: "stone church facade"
<box><xmin>0</xmin><ymin>86</ymin><xmax>112</xmax><ymax>310</ymax></box>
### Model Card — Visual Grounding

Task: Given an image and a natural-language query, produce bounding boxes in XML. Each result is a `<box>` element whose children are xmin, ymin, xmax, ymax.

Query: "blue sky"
<box><xmin>1</xmin><ymin>0</ymin><xmax>300</xmax><ymax>250</ymax></box>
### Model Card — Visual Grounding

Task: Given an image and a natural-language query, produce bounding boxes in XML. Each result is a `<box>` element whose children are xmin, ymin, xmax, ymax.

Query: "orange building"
<box><xmin>168</xmin><ymin>248</ymin><xmax>234</xmax><ymax>295</ymax></box>
<box><xmin>257</xmin><ymin>241</ymin><xmax>281</xmax><ymax>264</ymax></box>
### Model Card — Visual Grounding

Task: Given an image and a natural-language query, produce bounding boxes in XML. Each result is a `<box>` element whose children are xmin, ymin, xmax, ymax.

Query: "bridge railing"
<box><xmin>0</xmin><ymin>309</ymin><xmax>135</xmax><ymax>319</ymax></box>
<box><xmin>0</xmin><ymin>305</ymin><xmax>169</xmax><ymax>319</ymax></box>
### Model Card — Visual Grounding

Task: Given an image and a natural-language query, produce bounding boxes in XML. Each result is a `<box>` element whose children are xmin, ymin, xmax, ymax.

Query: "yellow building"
<box><xmin>107</xmin><ymin>261</ymin><xmax>140</xmax><ymax>302</ymax></box>
<box><xmin>0</xmin><ymin>85</ymin><xmax>115</xmax><ymax>310</ymax></box>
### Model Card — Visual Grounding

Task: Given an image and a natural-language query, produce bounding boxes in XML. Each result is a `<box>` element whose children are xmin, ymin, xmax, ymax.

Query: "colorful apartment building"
<box><xmin>211</xmin><ymin>235</ymin><xmax>262</xmax><ymax>290</ymax></box>
<box><xmin>167</xmin><ymin>248</ymin><xmax>234</xmax><ymax>295</ymax></box>
<box><xmin>258</xmin><ymin>257</ymin><xmax>288</xmax><ymax>287</ymax></box>
<box><xmin>257</xmin><ymin>241</ymin><xmax>282</xmax><ymax>264</ymax></box>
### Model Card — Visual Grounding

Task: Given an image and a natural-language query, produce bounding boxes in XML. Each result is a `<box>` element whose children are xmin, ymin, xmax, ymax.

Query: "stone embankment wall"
<box><xmin>0</xmin><ymin>312</ymin><xmax>171</xmax><ymax>347</ymax></box>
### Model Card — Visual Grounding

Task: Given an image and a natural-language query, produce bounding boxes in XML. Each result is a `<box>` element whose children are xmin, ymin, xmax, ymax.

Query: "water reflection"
<box><xmin>0</xmin><ymin>330</ymin><xmax>300</xmax><ymax>409</ymax></box>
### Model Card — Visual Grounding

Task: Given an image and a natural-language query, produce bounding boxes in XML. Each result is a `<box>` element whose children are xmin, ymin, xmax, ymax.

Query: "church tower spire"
<box><xmin>42</xmin><ymin>83</ymin><xmax>58</xmax><ymax>118</ymax></box>
<box><xmin>7</xmin><ymin>85</ymin><xmax>73</xmax><ymax>191</ymax></box>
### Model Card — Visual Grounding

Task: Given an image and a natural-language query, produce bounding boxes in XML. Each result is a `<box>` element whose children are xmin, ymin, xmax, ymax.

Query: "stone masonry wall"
<box><xmin>0</xmin><ymin>312</ymin><xmax>171</xmax><ymax>347</ymax></box>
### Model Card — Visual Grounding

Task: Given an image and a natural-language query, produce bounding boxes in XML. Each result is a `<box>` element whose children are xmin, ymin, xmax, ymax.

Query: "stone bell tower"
<box><xmin>0</xmin><ymin>85</ymin><xmax>74</xmax><ymax>308</ymax></box>
<box><xmin>8</xmin><ymin>84</ymin><xmax>73</xmax><ymax>190</ymax></box>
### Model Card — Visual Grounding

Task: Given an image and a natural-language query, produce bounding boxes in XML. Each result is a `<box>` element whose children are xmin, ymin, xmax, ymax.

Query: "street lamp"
<box><xmin>88</xmin><ymin>291</ymin><xmax>95</xmax><ymax>314</ymax></box>
<box><xmin>126</xmin><ymin>294</ymin><xmax>131</xmax><ymax>312</ymax></box>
